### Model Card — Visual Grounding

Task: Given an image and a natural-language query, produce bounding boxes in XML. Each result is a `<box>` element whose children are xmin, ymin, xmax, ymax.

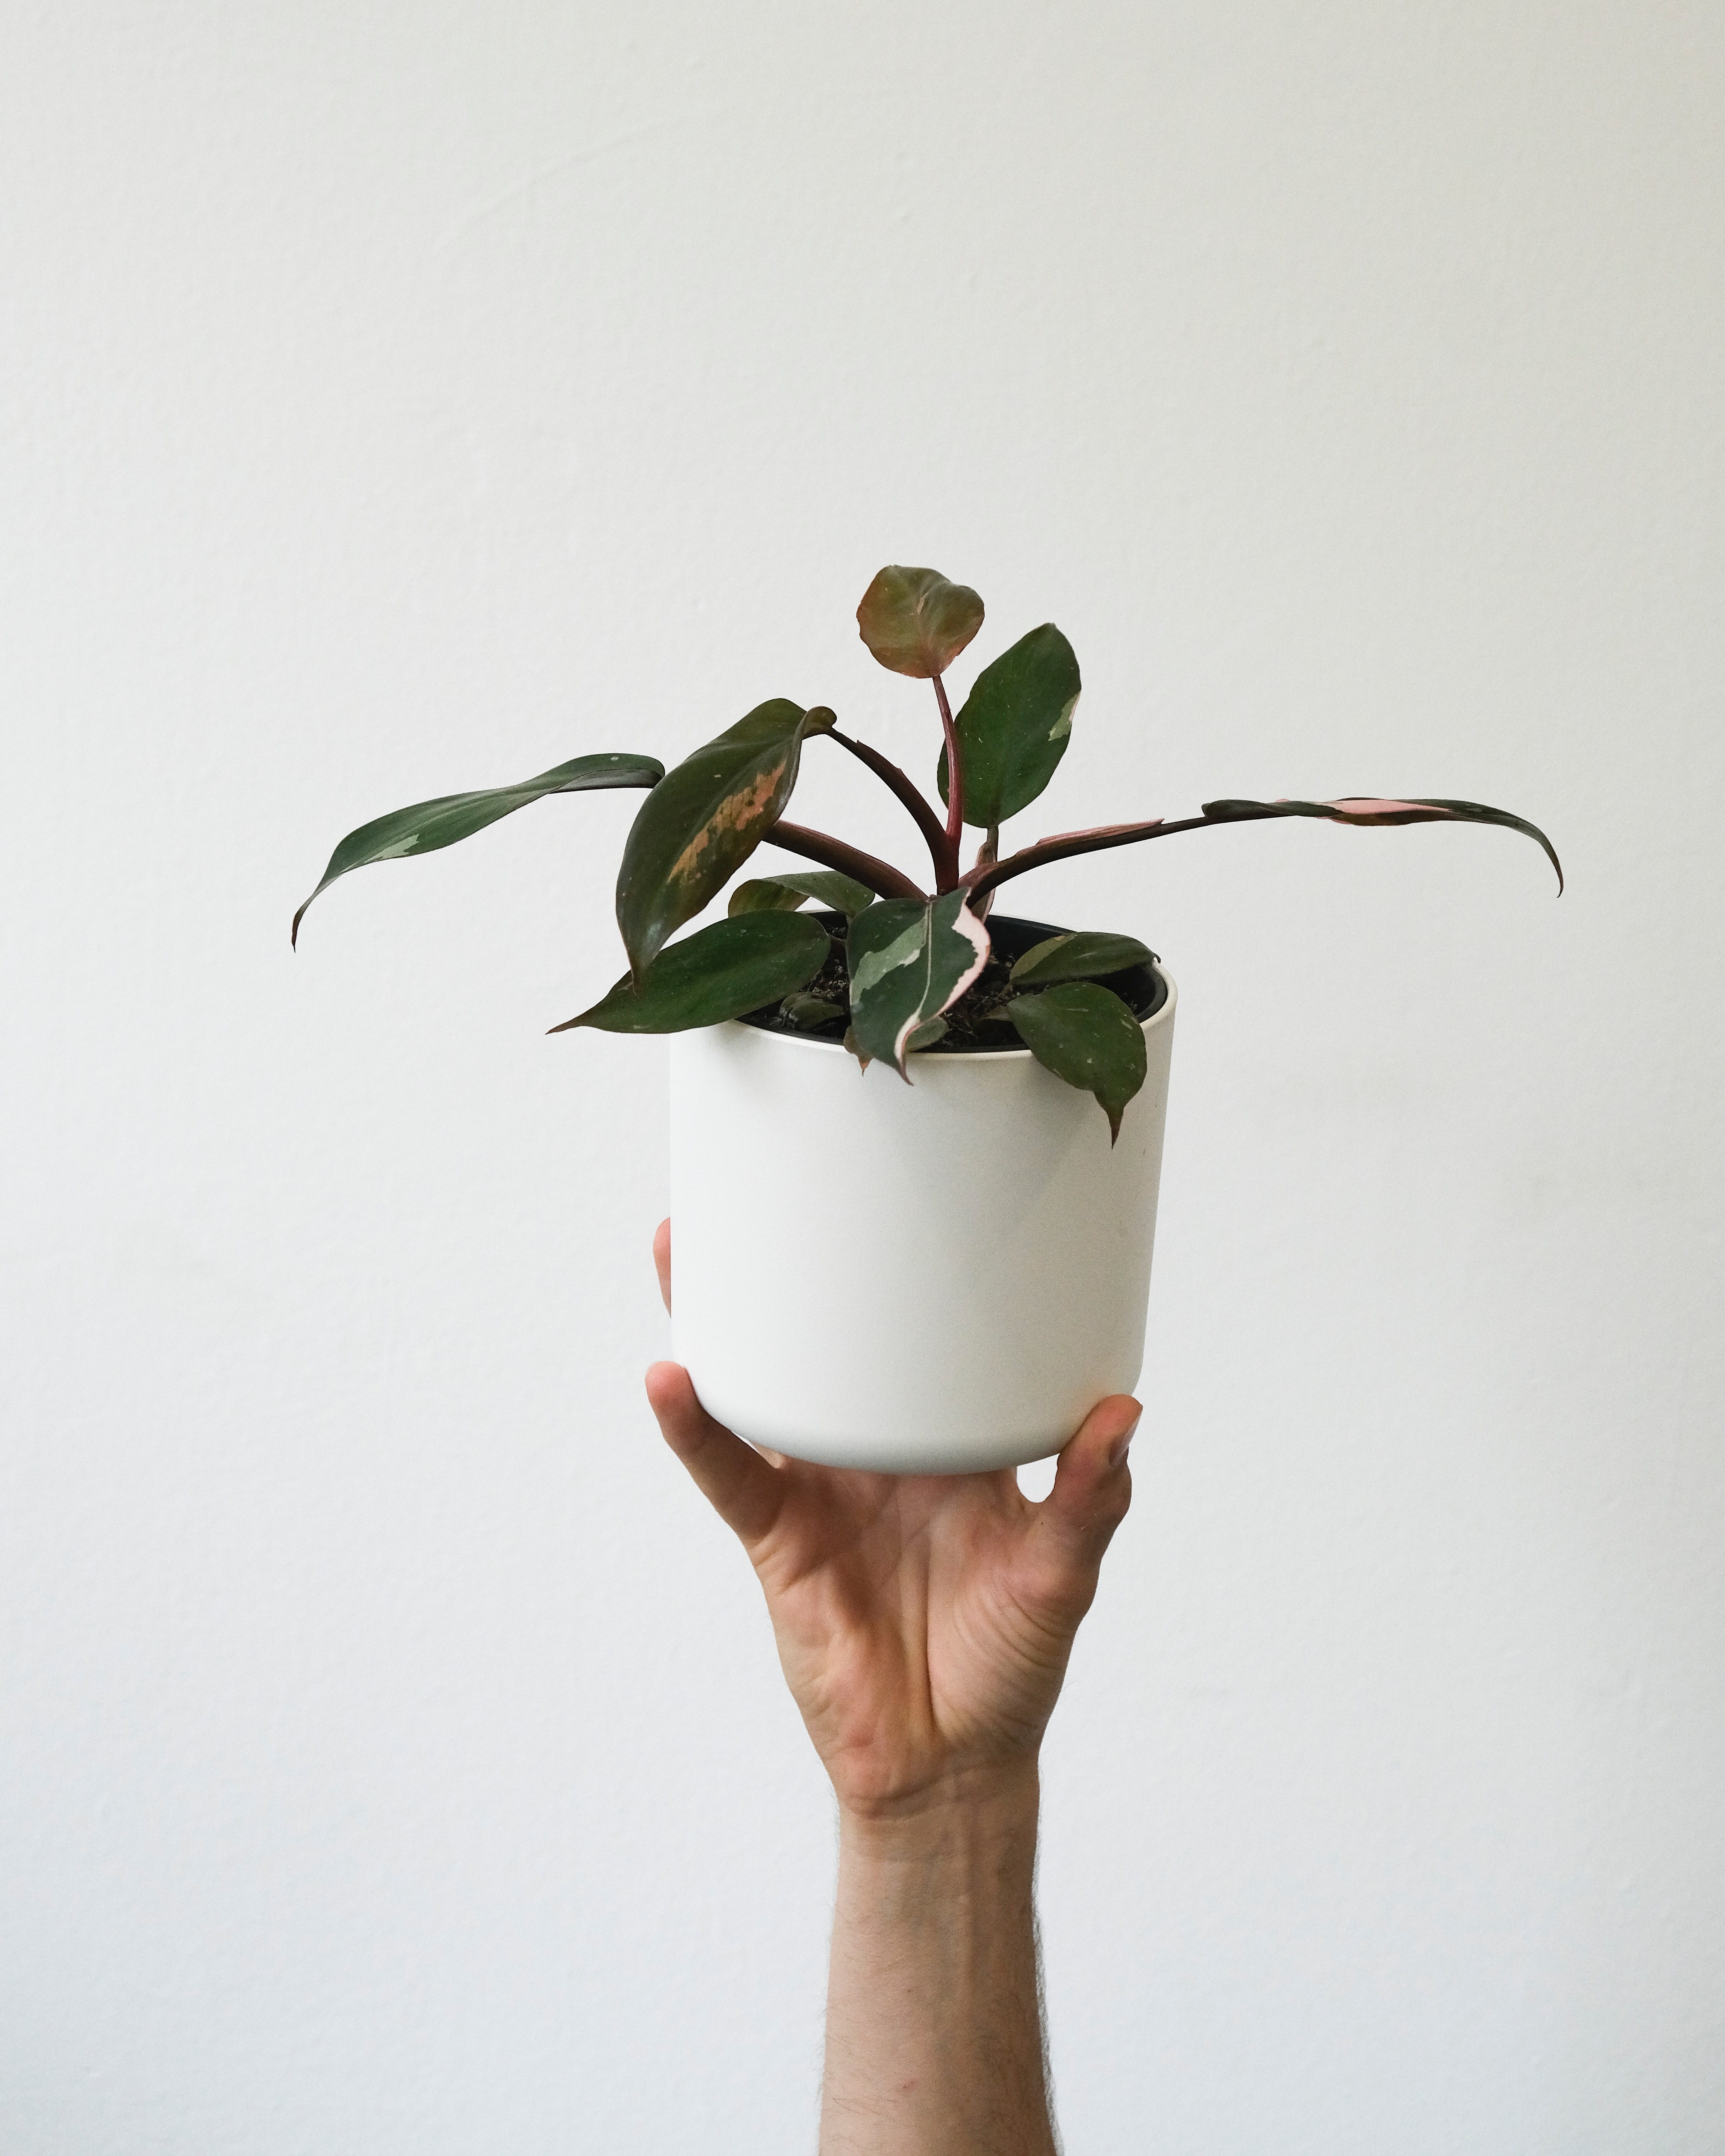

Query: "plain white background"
<box><xmin>2</xmin><ymin>3</ymin><xmax>1720</xmax><ymax>2149</ymax></box>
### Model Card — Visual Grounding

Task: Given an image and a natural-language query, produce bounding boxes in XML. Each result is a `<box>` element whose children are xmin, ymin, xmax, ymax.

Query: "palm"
<box><xmin>749</xmin><ymin>1465</ymin><xmax>1085</xmax><ymax>1811</ymax></box>
<box><xmin>648</xmin><ymin>1221</ymin><xmax>1138</xmax><ymax>1814</ymax></box>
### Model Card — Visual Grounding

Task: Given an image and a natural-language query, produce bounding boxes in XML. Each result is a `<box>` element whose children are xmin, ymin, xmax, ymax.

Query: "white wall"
<box><xmin>3</xmin><ymin>4</ymin><xmax>1720</xmax><ymax>2149</ymax></box>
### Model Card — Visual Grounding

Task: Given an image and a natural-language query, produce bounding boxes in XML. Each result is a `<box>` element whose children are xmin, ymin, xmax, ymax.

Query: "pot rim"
<box><xmin>724</xmin><ymin>963</ymin><xmax>1176</xmax><ymax>1061</ymax></box>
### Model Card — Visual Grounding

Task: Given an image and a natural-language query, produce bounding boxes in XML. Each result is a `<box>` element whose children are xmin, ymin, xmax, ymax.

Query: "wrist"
<box><xmin>837</xmin><ymin>1759</ymin><xmax>1041</xmax><ymax>1861</ymax></box>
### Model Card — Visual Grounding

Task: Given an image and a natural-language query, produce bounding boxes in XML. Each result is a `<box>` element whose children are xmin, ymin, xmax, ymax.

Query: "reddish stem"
<box><xmin>968</xmin><ymin>826</ymin><xmax>999</xmax><ymax>920</ymax></box>
<box><xmin>826</xmin><ymin>726</ymin><xmax>959</xmax><ymax>890</ymax></box>
<box><xmin>765</xmin><ymin>820</ymin><xmax>927</xmax><ymax>902</ymax></box>
<box><xmin>933</xmin><ymin>673</ymin><xmax>964</xmax><ymax>852</ymax></box>
<box><xmin>964</xmin><ymin>814</ymin><xmax>1222</xmax><ymax>902</ymax></box>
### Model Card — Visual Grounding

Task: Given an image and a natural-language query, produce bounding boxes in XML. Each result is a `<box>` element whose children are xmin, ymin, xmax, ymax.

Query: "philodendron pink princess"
<box><xmin>294</xmin><ymin>564</ymin><xmax>1560</xmax><ymax>1139</ymax></box>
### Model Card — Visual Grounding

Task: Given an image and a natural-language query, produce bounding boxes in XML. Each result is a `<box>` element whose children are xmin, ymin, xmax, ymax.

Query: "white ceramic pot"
<box><xmin>668</xmin><ymin>961</ymin><xmax>1177</xmax><ymax>1476</ymax></box>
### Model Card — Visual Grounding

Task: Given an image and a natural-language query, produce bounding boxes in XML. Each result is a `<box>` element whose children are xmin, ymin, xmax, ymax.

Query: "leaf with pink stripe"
<box><xmin>846</xmin><ymin>890</ymin><xmax>991</xmax><ymax>1080</ymax></box>
<box><xmin>1200</xmin><ymin>796</ymin><xmax>1564</xmax><ymax>890</ymax></box>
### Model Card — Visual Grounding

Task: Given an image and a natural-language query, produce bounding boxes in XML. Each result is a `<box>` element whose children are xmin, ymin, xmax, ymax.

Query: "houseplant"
<box><xmin>294</xmin><ymin>565</ymin><xmax>1560</xmax><ymax>1471</ymax></box>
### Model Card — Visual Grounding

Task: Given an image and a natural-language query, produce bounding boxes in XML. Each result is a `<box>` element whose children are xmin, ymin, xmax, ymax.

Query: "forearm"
<box><xmin>819</xmin><ymin>1764</ymin><xmax>1055</xmax><ymax>2156</ymax></box>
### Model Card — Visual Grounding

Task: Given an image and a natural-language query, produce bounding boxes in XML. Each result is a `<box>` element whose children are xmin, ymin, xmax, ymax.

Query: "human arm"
<box><xmin>645</xmin><ymin>1219</ymin><xmax>1139</xmax><ymax>2154</ymax></box>
<box><xmin>819</xmin><ymin>1763</ymin><xmax>1050</xmax><ymax>2153</ymax></box>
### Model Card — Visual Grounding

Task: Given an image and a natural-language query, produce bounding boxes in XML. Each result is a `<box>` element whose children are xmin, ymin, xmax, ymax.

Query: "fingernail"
<box><xmin>1109</xmin><ymin>1413</ymin><xmax>1142</xmax><ymax>1468</ymax></box>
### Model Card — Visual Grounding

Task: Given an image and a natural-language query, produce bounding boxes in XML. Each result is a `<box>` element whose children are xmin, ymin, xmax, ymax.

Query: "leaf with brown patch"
<box><xmin>856</xmin><ymin>567</ymin><xmax>985</xmax><ymax>679</ymax></box>
<box><xmin>615</xmin><ymin>700</ymin><xmax>835</xmax><ymax>979</ymax></box>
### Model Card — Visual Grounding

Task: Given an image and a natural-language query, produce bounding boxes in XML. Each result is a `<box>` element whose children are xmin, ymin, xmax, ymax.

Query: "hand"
<box><xmin>646</xmin><ymin>1218</ymin><xmax>1139</xmax><ymax>1821</ymax></box>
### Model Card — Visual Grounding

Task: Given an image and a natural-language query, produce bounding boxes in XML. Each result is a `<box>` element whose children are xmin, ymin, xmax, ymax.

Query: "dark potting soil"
<box><xmin>736</xmin><ymin>913</ymin><xmax>1167</xmax><ymax>1054</ymax></box>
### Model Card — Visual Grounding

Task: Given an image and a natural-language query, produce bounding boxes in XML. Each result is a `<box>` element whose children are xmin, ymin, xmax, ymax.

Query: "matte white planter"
<box><xmin>668</xmin><ymin>969</ymin><xmax>1176</xmax><ymax>1475</ymax></box>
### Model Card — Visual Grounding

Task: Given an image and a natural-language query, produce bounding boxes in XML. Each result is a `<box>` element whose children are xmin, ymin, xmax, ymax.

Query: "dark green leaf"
<box><xmin>782</xmin><ymin>993</ymin><xmax>847</xmax><ymax>1029</ymax></box>
<box><xmin>615</xmin><ymin>700</ymin><xmax>835</xmax><ymax>979</ymax></box>
<box><xmin>1008</xmin><ymin>981</ymin><xmax>1148</xmax><ymax>1145</ymax></box>
<box><xmin>856</xmin><ymin>566</ymin><xmax>985</xmax><ymax>679</ymax></box>
<box><xmin>728</xmin><ymin>868</ymin><xmax>877</xmax><ymax>920</ymax></box>
<box><xmin>292</xmin><ymin>752</ymin><xmax>664</xmax><ymax>947</ymax></box>
<box><xmin>727</xmin><ymin>879</ymin><xmax>809</xmax><ymax>916</ymax></box>
<box><xmin>768</xmin><ymin>868</ymin><xmax>877</xmax><ymax>918</ymax></box>
<box><xmin>1200</xmin><ymin>796</ymin><xmax>1564</xmax><ymax>892</ymax></box>
<box><xmin>938</xmin><ymin>624</ymin><xmax>1080</xmax><ymax>828</ymax></box>
<box><xmin>551</xmin><ymin>913</ymin><xmax>829</xmax><ymax>1035</ymax></box>
<box><xmin>1009</xmin><ymin>930</ymin><xmax>1155</xmax><ymax>986</ymax></box>
<box><xmin>847</xmin><ymin>888</ymin><xmax>990</xmax><ymax>1079</ymax></box>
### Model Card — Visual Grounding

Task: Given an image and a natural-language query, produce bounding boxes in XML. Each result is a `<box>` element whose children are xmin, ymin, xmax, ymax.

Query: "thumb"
<box><xmin>1022</xmin><ymin>1394</ymin><xmax>1139</xmax><ymax>1609</ymax></box>
<box><xmin>645</xmin><ymin>1361</ymin><xmax>785</xmax><ymax>1550</ymax></box>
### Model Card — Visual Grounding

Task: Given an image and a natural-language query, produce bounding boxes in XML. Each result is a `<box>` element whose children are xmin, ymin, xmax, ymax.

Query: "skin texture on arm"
<box><xmin>646</xmin><ymin>1219</ymin><xmax>1139</xmax><ymax>2156</ymax></box>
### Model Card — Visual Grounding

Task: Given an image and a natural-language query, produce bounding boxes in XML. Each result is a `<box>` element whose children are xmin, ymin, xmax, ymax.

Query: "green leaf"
<box><xmin>1007</xmin><ymin>982</ymin><xmax>1148</xmax><ymax>1145</ymax></box>
<box><xmin>551</xmin><ymin>913</ymin><xmax>830</xmax><ymax>1035</ymax></box>
<box><xmin>782</xmin><ymin>993</ymin><xmax>846</xmax><ymax>1029</ymax></box>
<box><xmin>728</xmin><ymin>868</ymin><xmax>877</xmax><ymax>920</ymax></box>
<box><xmin>847</xmin><ymin>888</ymin><xmax>990</xmax><ymax>1079</ymax></box>
<box><xmin>615</xmin><ymin>700</ymin><xmax>835</xmax><ymax>979</ymax></box>
<box><xmin>856</xmin><ymin>566</ymin><xmax>985</xmax><ymax>679</ymax></box>
<box><xmin>1009</xmin><ymin>930</ymin><xmax>1154</xmax><ymax>986</ymax></box>
<box><xmin>727</xmin><ymin>879</ymin><xmax>810</xmax><ymax>916</ymax></box>
<box><xmin>1200</xmin><ymin>796</ymin><xmax>1564</xmax><ymax>892</ymax></box>
<box><xmin>768</xmin><ymin>868</ymin><xmax>877</xmax><ymax>919</ymax></box>
<box><xmin>938</xmin><ymin>624</ymin><xmax>1080</xmax><ymax>828</ymax></box>
<box><xmin>292</xmin><ymin>752</ymin><xmax>664</xmax><ymax>947</ymax></box>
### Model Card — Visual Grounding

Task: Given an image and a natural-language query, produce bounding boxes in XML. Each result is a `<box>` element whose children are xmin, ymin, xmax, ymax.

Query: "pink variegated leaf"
<box><xmin>846</xmin><ymin>889</ymin><xmax>990</xmax><ymax>1080</ymax></box>
<box><xmin>1200</xmin><ymin>796</ymin><xmax>1564</xmax><ymax>891</ymax></box>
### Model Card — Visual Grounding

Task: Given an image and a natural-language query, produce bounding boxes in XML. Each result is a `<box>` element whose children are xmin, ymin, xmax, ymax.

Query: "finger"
<box><xmin>652</xmin><ymin>1217</ymin><xmax>672</xmax><ymax>1313</ymax></box>
<box><xmin>645</xmin><ymin>1360</ymin><xmax>785</xmax><ymax>1548</ymax></box>
<box><xmin>1026</xmin><ymin>1393</ymin><xmax>1139</xmax><ymax>1586</ymax></box>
